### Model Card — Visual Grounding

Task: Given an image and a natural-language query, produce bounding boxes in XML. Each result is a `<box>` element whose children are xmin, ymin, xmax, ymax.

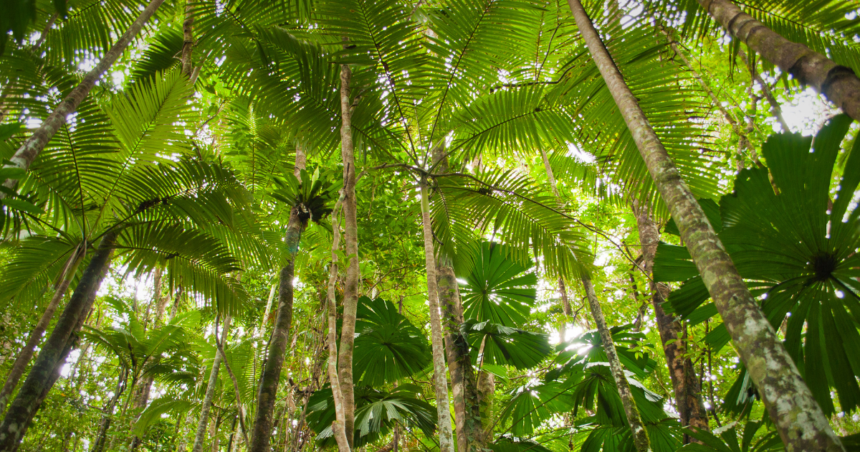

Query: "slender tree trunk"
<box><xmin>0</xmin><ymin>245</ymin><xmax>82</xmax><ymax>413</ymax></box>
<box><xmin>698</xmin><ymin>0</ymin><xmax>860</xmax><ymax>122</ymax></box>
<box><xmin>215</xmin><ymin>316</ymin><xmax>249</xmax><ymax>445</ymax></box>
<box><xmin>180</xmin><ymin>2</ymin><xmax>194</xmax><ymax>78</ymax></box>
<box><xmin>91</xmin><ymin>369</ymin><xmax>127</xmax><ymax>452</ymax></box>
<box><xmin>247</xmin><ymin>145</ymin><xmax>307</xmax><ymax>451</ymax></box>
<box><xmin>191</xmin><ymin>316</ymin><xmax>231</xmax><ymax>452</ymax></box>
<box><xmin>0</xmin><ymin>231</ymin><xmax>116</xmax><ymax>451</ymax></box>
<box><xmin>337</xmin><ymin>62</ymin><xmax>360</xmax><ymax>447</ymax></box>
<box><xmin>581</xmin><ymin>277</ymin><xmax>651</xmax><ymax>451</ymax></box>
<box><xmin>566</xmin><ymin>1</ymin><xmax>843</xmax><ymax>449</ymax></box>
<box><xmin>0</xmin><ymin>0</ymin><xmax>165</xmax><ymax>199</ymax></box>
<box><xmin>325</xmin><ymin>196</ymin><xmax>350</xmax><ymax>452</ymax></box>
<box><xmin>418</xmin><ymin>176</ymin><xmax>455</xmax><ymax>452</ymax></box>
<box><xmin>634</xmin><ymin>204</ymin><xmax>709</xmax><ymax>440</ymax></box>
<box><xmin>737</xmin><ymin>48</ymin><xmax>791</xmax><ymax>132</ymax></box>
<box><xmin>248</xmin><ymin>208</ymin><xmax>306</xmax><ymax>451</ymax></box>
<box><xmin>438</xmin><ymin>265</ymin><xmax>481</xmax><ymax>452</ymax></box>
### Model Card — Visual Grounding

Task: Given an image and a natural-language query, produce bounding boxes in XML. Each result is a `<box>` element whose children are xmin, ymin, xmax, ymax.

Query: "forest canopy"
<box><xmin>1</xmin><ymin>0</ymin><xmax>860</xmax><ymax>451</ymax></box>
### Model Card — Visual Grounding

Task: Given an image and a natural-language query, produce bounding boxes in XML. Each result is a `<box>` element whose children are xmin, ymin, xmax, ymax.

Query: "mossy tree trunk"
<box><xmin>566</xmin><ymin>0</ymin><xmax>843</xmax><ymax>449</ymax></box>
<box><xmin>247</xmin><ymin>146</ymin><xmax>307</xmax><ymax>452</ymax></box>
<box><xmin>418</xmin><ymin>176</ymin><xmax>455</xmax><ymax>452</ymax></box>
<box><xmin>0</xmin><ymin>232</ymin><xmax>117</xmax><ymax>451</ymax></box>
<box><xmin>698</xmin><ymin>0</ymin><xmax>860</xmax><ymax>122</ymax></box>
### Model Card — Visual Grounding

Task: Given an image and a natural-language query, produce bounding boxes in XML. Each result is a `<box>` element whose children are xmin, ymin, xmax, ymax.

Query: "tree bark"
<box><xmin>698</xmin><ymin>0</ymin><xmax>860</xmax><ymax>122</ymax></box>
<box><xmin>248</xmin><ymin>207</ymin><xmax>306</xmax><ymax>452</ymax></box>
<box><xmin>191</xmin><ymin>316</ymin><xmax>231</xmax><ymax>452</ymax></box>
<box><xmin>0</xmin><ymin>0</ymin><xmax>165</xmax><ymax>199</ymax></box>
<box><xmin>180</xmin><ymin>1</ymin><xmax>194</xmax><ymax>78</ymax></box>
<box><xmin>634</xmin><ymin>204</ymin><xmax>709</xmax><ymax>440</ymax></box>
<box><xmin>337</xmin><ymin>62</ymin><xmax>360</xmax><ymax>447</ymax></box>
<box><xmin>476</xmin><ymin>369</ymin><xmax>494</xmax><ymax>444</ymax></box>
<box><xmin>582</xmin><ymin>277</ymin><xmax>651</xmax><ymax>452</ymax></box>
<box><xmin>566</xmin><ymin>0</ymin><xmax>843</xmax><ymax>449</ymax></box>
<box><xmin>418</xmin><ymin>176</ymin><xmax>455</xmax><ymax>452</ymax></box>
<box><xmin>325</xmin><ymin>196</ymin><xmax>350</xmax><ymax>452</ymax></box>
<box><xmin>0</xmin><ymin>231</ymin><xmax>116</xmax><ymax>451</ymax></box>
<box><xmin>438</xmin><ymin>265</ymin><xmax>481</xmax><ymax>452</ymax></box>
<box><xmin>215</xmin><ymin>316</ymin><xmax>249</xmax><ymax>446</ymax></box>
<box><xmin>0</xmin><ymin>245</ymin><xmax>82</xmax><ymax>413</ymax></box>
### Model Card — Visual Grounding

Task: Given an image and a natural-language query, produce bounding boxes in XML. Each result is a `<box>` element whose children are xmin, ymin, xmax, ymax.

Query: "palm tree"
<box><xmin>0</xmin><ymin>0</ymin><xmax>166</xmax><ymax>198</ymax></box>
<box><xmin>564</xmin><ymin>0</ymin><xmax>842</xmax><ymax>449</ymax></box>
<box><xmin>0</xmin><ymin>71</ymin><xmax>252</xmax><ymax>451</ymax></box>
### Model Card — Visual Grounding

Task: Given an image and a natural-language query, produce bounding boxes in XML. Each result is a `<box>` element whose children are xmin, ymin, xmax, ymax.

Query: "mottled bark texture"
<box><xmin>582</xmin><ymin>277</ymin><xmax>651</xmax><ymax>452</ymax></box>
<box><xmin>337</xmin><ymin>62</ymin><xmax>360</xmax><ymax>447</ymax></box>
<box><xmin>248</xmin><ymin>208</ymin><xmax>306</xmax><ymax>452</ymax></box>
<box><xmin>0</xmin><ymin>0</ymin><xmax>165</xmax><ymax>199</ymax></box>
<box><xmin>192</xmin><ymin>317</ymin><xmax>231</xmax><ymax>452</ymax></box>
<box><xmin>699</xmin><ymin>0</ymin><xmax>860</xmax><ymax>122</ymax></box>
<box><xmin>476</xmin><ymin>370</ymin><xmax>494</xmax><ymax>444</ymax></box>
<box><xmin>418</xmin><ymin>177</ymin><xmax>455</xmax><ymax>452</ymax></box>
<box><xmin>634</xmin><ymin>205</ymin><xmax>709</xmax><ymax>439</ymax></box>
<box><xmin>180</xmin><ymin>2</ymin><xmax>194</xmax><ymax>77</ymax></box>
<box><xmin>325</xmin><ymin>196</ymin><xmax>350</xmax><ymax>452</ymax></box>
<box><xmin>0</xmin><ymin>232</ymin><xmax>116</xmax><ymax>451</ymax></box>
<box><xmin>0</xmin><ymin>246</ymin><xmax>81</xmax><ymax>414</ymax></box>
<box><xmin>438</xmin><ymin>266</ymin><xmax>482</xmax><ymax>452</ymax></box>
<box><xmin>567</xmin><ymin>0</ymin><xmax>843</xmax><ymax>449</ymax></box>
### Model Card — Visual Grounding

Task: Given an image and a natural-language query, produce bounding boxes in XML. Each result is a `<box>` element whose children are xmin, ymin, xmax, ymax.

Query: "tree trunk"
<box><xmin>634</xmin><ymin>204</ymin><xmax>709</xmax><ymax>440</ymax></box>
<box><xmin>0</xmin><ymin>245</ymin><xmax>82</xmax><ymax>413</ymax></box>
<box><xmin>582</xmin><ymin>277</ymin><xmax>651</xmax><ymax>451</ymax></box>
<box><xmin>476</xmin><ymin>370</ymin><xmax>494</xmax><ymax>445</ymax></box>
<box><xmin>437</xmin><ymin>265</ymin><xmax>481</xmax><ymax>452</ymax></box>
<box><xmin>180</xmin><ymin>1</ymin><xmax>194</xmax><ymax>78</ymax></box>
<box><xmin>566</xmin><ymin>0</ymin><xmax>843</xmax><ymax>449</ymax></box>
<box><xmin>337</xmin><ymin>62</ymin><xmax>360</xmax><ymax>447</ymax></box>
<box><xmin>418</xmin><ymin>176</ymin><xmax>455</xmax><ymax>452</ymax></box>
<box><xmin>0</xmin><ymin>0</ymin><xmax>165</xmax><ymax>199</ymax></box>
<box><xmin>698</xmin><ymin>0</ymin><xmax>860</xmax><ymax>122</ymax></box>
<box><xmin>191</xmin><ymin>316</ymin><xmax>231</xmax><ymax>452</ymax></box>
<box><xmin>91</xmin><ymin>369</ymin><xmax>127</xmax><ymax>452</ymax></box>
<box><xmin>215</xmin><ymin>316</ymin><xmax>249</xmax><ymax>445</ymax></box>
<box><xmin>248</xmin><ymin>207</ymin><xmax>306</xmax><ymax>452</ymax></box>
<box><xmin>325</xmin><ymin>196</ymin><xmax>350</xmax><ymax>452</ymax></box>
<box><xmin>0</xmin><ymin>231</ymin><xmax>116</xmax><ymax>451</ymax></box>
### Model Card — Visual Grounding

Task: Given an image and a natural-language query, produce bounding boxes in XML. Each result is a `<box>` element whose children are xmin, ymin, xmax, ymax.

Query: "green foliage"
<box><xmin>463</xmin><ymin>319</ymin><xmax>552</xmax><ymax>370</ymax></box>
<box><xmin>654</xmin><ymin>115</ymin><xmax>860</xmax><ymax>415</ymax></box>
<box><xmin>352</xmin><ymin>296</ymin><xmax>432</xmax><ymax>386</ymax></box>
<box><xmin>458</xmin><ymin>242</ymin><xmax>538</xmax><ymax>327</ymax></box>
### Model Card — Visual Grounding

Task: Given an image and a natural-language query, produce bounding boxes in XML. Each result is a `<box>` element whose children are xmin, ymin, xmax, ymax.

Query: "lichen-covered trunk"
<box><xmin>476</xmin><ymin>370</ymin><xmax>494</xmax><ymax>444</ymax></box>
<box><xmin>192</xmin><ymin>316</ymin><xmax>231</xmax><ymax>452</ymax></box>
<box><xmin>418</xmin><ymin>177</ymin><xmax>455</xmax><ymax>452</ymax></box>
<box><xmin>634</xmin><ymin>205</ymin><xmax>709</xmax><ymax>439</ymax></box>
<box><xmin>581</xmin><ymin>277</ymin><xmax>651</xmax><ymax>451</ymax></box>
<box><xmin>0</xmin><ymin>232</ymin><xmax>116</xmax><ymax>451</ymax></box>
<box><xmin>0</xmin><ymin>0</ymin><xmax>165</xmax><ymax>199</ymax></box>
<box><xmin>0</xmin><ymin>246</ymin><xmax>81</xmax><ymax>413</ymax></box>
<box><xmin>438</xmin><ymin>265</ymin><xmax>481</xmax><ymax>452</ymax></box>
<box><xmin>698</xmin><ymin>0</ymin><xmax>860</xmax><ymax>122</ymax></box>
<box><xmin>337</xmin><ymin>63</ymin><xmax>360</xmax><ymax>447</ymax></box>
<box><xmin>566</xmin><ymin>0</ymin><xmax>842</xmax><ymax>449</ymax></box>
<box><xmin>325</xmin><ymin>197</ymin><xmax>350</xmax><ymax>452</ymax></box>
<box><xmin>180</xmin><ymin>1</ymin><xmax>194</xmax><ymax>77</ymax></box>
<box><xmin>248</xmin><ymin>208</ymin><xmax>306</xmax><ymax>452</ymax></box>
